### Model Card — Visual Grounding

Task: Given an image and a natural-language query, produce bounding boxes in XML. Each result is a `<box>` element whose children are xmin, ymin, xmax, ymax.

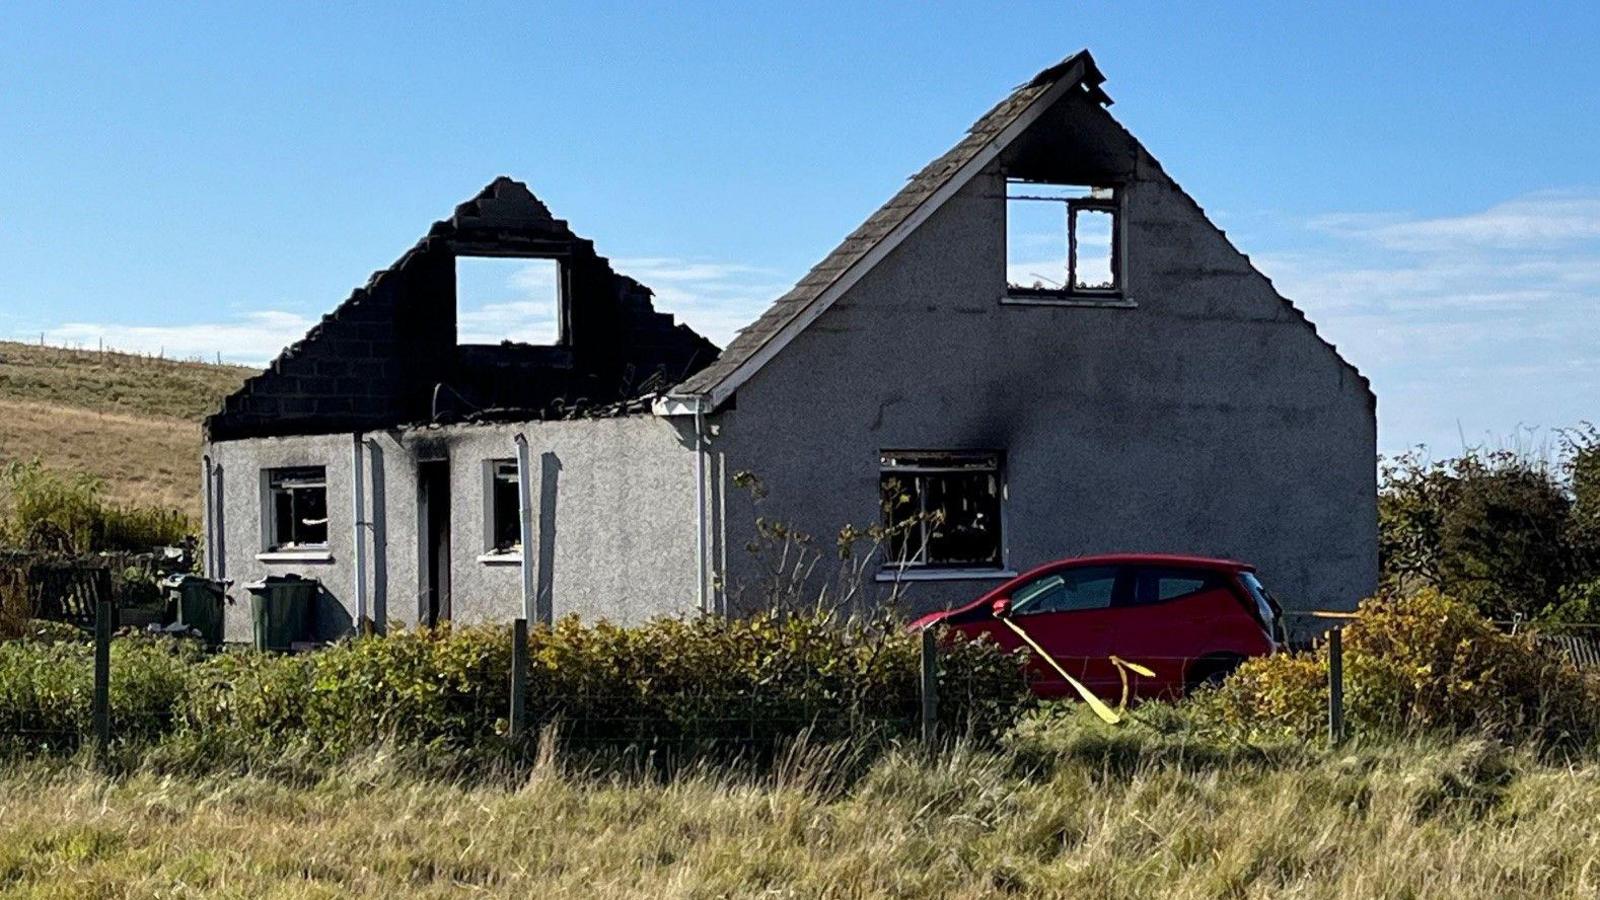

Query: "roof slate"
<box><xmin>674</xmin><ymin>51</ymin><xmax>1104</xmax><ymax>398</ymax></box>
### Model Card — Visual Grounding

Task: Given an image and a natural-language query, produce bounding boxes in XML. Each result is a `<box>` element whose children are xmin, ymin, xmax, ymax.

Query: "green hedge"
<box><xmin>1190</xmin><ymin>590</ymin><xmax>1600</xmax><ymax>747</ymax></box>
<box><xmin>0</xmin><ymin>613</ymin><xmax>1030</xmax><ymax>766</ymax></box>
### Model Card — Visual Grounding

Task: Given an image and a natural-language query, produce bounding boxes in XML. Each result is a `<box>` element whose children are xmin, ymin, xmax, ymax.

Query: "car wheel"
<box><xmin>1185</xmin><ymin>654</ymin><xmax>1245</xmax><ymax>694</ymax></box>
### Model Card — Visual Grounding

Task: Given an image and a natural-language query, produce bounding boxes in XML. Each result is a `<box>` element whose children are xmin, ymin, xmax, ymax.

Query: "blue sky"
<box><xmin>2</xmin><ymin>2</ymin><xmax>1596</xmax><ymax>456</ymax></box>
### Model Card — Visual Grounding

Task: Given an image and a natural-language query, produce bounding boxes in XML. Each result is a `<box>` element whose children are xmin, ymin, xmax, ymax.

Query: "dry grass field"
<box><xmin>0</xmin><ymin>736</ymin><xmax>1596</xmax><ymax>899</ymax></box>
<box><xmin>0</xmin><ymin>342</ymin><xmax>255</xmax><ymax>518</ymax></box>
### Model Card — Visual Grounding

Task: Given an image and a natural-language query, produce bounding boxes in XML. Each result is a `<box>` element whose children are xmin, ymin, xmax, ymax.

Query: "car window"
<box><xmin>1156</xmin><ymin>575</ymin><xmax>1208</xmax><ymax>600</ymax></box>
<box><xmin>1131</xmin><ymin>568</ymin><xmax>1220</xmax><ymax>606</ymax></box>
<box><xmin>1011</xmin><ymin>566</ymin><xmax>1119</xmax><ymax>615</ymax></box>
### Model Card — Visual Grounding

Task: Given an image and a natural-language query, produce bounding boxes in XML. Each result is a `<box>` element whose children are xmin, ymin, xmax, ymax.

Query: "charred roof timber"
<box><xmin>206</xmin><ymin>178</ymin><xmax>719</xmax><ymax>441</ymax></box>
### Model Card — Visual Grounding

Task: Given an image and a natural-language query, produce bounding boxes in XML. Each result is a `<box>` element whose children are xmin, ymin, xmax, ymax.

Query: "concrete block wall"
<box><xmin>206</xmin><ymin>178</ymin><xmax>717</xmax><ymax>442</ymax></box>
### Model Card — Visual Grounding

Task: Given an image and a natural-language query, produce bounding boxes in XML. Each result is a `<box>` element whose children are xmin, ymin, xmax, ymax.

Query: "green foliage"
<box><xmin>1192</xmin><ymin>590</ymin><xmax>1600</xmax><ymax>746</ymax></box>
<box><xmin>0</xmin><ymin>459</ymin><xmax>190</xmax><ymax>553</ymax></box>
<box><xmin>1538</xmin><ymin>578</ymin><xmax>1600</xmax><ymax>626</ymax></box>
<box><xmin>0</xmin><ymin>613</ymin><xmax>1031</xmax><ymax>769</ymax></box>
<box><xmin>1379</xmin><ymin>435</ymin><xmax>1598</xmax><ymax>620</ymax></box>
<box><xmin>0</xmin><ymin>632</ymin><xmax>203</xmax><ymax>751</ymax></box>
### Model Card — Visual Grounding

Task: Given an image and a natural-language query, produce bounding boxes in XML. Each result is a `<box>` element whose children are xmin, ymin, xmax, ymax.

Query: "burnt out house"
<box><xmin>202</xmin><ymin>50</ymin><xmax>1376</xmax><ymax>641</ymax></box>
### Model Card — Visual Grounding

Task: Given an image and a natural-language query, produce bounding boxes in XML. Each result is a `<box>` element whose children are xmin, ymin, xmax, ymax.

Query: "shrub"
<box><xmin>0</xmin><ymin>459</ymin><xmax>190</xmax><ymax>553</ymax></box>
<box><xmin>0</xmin><ymin>632</ymin><xmax>201</xmax><ymax>751</ymax></box>
<box><xmin>1192</xmin><ymin>590</ymin><xmax>1600</xmax><ymax>746</ymax></box>
<box><xmin>1379</xmin><ymin>429</ymin><xmax>1600</xmax><ymax>622</ymax></box>
<box><xmin>1</xmin><ymin>612</ymin><xmax>1031</xmax><ymax>769</ymax></box>
<box><xmin>179</xmin><ymin>613</ymin><xmax>1029</xmax><ymax>764</ymax></box>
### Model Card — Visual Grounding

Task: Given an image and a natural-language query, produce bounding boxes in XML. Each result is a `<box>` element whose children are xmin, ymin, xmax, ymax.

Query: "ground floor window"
<box><xmin>486</xmin><ymin>459</ymin><xmax>522</xmax><ymax>553</ymax></box>
<box><xmin>265</xmin><ymin>466</ymin><xmax>328</xmax><ymax>550</ymax></box>
<box><xmin>879</xmin><ymin>450</ymin><xmax>1003</xmax><ymax>569</ymax></box>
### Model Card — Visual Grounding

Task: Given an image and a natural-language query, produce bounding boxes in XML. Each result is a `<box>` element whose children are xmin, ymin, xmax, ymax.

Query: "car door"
<box><xmin>1001</xmin><ymin>564</ymin><xmax>1129</xmax><ymax>699</ymax></box>
<box><xmin>1102</xmin><ymin>566</ymin><xmax>1232</xmax><ymax>698</ymax></box>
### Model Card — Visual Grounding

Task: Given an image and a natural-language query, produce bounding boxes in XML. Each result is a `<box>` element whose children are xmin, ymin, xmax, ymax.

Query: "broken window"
<box><xmin>880</xmin><ymin>451</ymin><xmax>1003</xmax><ymax>570</ymax></box>
<box><xmin>456</xmin><ymin>256</ymin><xmax>563</xmax><ymax>345</ymax></box>
<box><xmin>486</xmin><ymin>459</ymin><xmax>522</xmax><ymax>554</ymax></box>
<box><xmin>265</xmin><ymin>467</ymin><xmax>328</xmax><ymax>550</ymax></box>
<box><xmin>1005</xmin><ymin>181</ymin><xmax>1120</xmax><ymax>297</ymax></box>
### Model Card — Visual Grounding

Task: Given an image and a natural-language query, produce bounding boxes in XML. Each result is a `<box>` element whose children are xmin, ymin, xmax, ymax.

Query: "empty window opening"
<box><xmin>265</xmin><ymin>467</ymin><xmax>328</xmax><ymax>550</ymax></box>
<box><xmin>1005</xmin><ymin>181</ymin><xmax>1119</xmax><ymax>296</ymax></box>
<box><xmin>486</xmin><ymin>459</ymin><xmax>522</xmax><ymax>554</ymax></box>
<box><xmin>880</xmin><ymin>451</ymin><xmax>1003</xmax><ymax>570</ymax></box>
<box><xmin>456</xmin><ymin>256</ymin><xmax>563</xmax><ymax>345</ymax></box>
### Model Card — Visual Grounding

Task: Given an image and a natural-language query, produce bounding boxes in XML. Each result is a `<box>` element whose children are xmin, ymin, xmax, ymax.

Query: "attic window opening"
<box><xmin>455</xmin><ymin>256</ymin><xmax>566</xmax><ymax>346</ymax></box>
<box><xmin>1005</xmin><ymin>180</ymin><xmax>1120</xmax><ymax>299</ymax></box>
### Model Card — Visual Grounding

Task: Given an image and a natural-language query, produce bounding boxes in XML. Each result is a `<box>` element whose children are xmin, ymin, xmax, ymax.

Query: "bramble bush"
<box><xmin>1191</xmin><ymin>589</ymin><xmax>1600</xmax><ymax>746</ymax></box>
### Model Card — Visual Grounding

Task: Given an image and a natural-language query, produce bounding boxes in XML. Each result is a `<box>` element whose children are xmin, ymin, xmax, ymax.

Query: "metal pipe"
<box><xmin>202</xmin><ymin>454</ymin><xmax>215</xmax><ymax>579</ymax></box>
<box><xmin>351</xmin><ymin>433</ymin><xmax>368</xmax><ymax>634</ymax></box>
<box><xmin>693</xmin><ymin>404</ymin><xmax>707</xmax><ymax>614</ymax></box>
<box><xmin>514</xmin><ymin>433</ymin><xmax>536</xmax><ymax>623</ymax></box>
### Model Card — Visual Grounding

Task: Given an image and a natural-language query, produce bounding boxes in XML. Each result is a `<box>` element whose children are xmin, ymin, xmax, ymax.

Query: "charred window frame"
<box><xmin>1004</xmin><ymin>180</ymin><xmax>1127</xmax><ymax>305</ymax></box>
<box><xmin>483</xmin><ymin>459</ymin><xmax>522</xmax><ymax>556</ymax></box>
<box><xmin>263</xmin><ymin>467</ymin><xmax>328</xmax><ymax>551</ymax></box>
<box><xmin>879</xmin><ymin>451</ymin><xmax>1004</xmax><ymax>571</ymax></box>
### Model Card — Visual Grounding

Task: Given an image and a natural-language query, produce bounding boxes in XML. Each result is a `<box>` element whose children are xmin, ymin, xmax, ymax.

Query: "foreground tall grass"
<box><xmin>3</xmin><ymin>714</ymin><xmax>1599</xmax><ymax>898</ymax></box>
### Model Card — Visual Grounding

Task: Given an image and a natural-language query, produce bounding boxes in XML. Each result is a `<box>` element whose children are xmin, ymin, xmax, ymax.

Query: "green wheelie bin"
<box><xmin>245</xmin><ymin>575</ymin><xmax>317</xmax><ymax>651</ymax></box>
<box><xmin>162</xmin><ymin>574</ymin><xmax>227</xmax><ymax>646</ymax></box>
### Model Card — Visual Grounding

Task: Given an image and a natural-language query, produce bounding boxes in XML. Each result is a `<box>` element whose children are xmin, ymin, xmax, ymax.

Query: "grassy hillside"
<box><xmin>0</xmin><ymin>341</ymin><xmax>255</xmax><ymax>518</ymax></box>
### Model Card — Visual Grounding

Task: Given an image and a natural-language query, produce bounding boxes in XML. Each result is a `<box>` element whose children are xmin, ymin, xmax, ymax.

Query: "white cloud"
<box><xmin>1252</xmin><ymin>188</ymin><xmax>1600</xmax><ymax>454</ymax></box>
<box><xmin>1310</xmin><ymin>190</ymin><xmax>1600</xmax><ymax>252</ymax></box>
<box><xmin>613</xmin><ymin>256</ymin><xmax>788</xmax><ymax>346</ymax></box>
<box><xmin>34</xmin><ymin>311</ymin><xmax>315</xmax><ymax>366</ymax></box>
<box><xmin>457</xmin><ymin>258</ymin><xmax>561</xmax><ymax>344</ymax></box>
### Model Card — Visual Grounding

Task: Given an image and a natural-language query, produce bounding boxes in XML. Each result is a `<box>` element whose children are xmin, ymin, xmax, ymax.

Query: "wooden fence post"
<box><xmin>93</xmin><ymin>599</ymin><xmax>112</xmax><ymax>755</ymax></box>
<box><xmin>509</xmin><ymin>618</ymin><xmax>528</xmax><ymax>741</ymax></box>
<box><xmin>920</xmin><ymin>628</ymin><xmax>938</xmax><ymax>747</ymax></box>
<box><xmin>1328</xmin><ymin>625</ymin><xmax>1344</xmax><ymax>748</ymax></box>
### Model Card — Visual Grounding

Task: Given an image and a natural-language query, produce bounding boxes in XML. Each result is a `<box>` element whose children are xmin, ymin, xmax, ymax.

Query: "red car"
<box><xmin>909</xmin><ymin>554</ymin><xmax>1283</xmax><ymax>701</ymax></box>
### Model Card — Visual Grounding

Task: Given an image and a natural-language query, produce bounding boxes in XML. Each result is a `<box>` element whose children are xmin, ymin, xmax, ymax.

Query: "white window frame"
<box><xmin>258</xmin><ymin>466</ymin><xmax>331</xmax><ymax>561</ymax></box>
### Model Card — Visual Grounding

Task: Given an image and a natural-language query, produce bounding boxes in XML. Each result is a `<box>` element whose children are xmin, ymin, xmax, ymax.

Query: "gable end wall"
<box><xmin>707</xmin><ymin>99</ymin><xmax>1377</xmax><ymax>624</ymax></box>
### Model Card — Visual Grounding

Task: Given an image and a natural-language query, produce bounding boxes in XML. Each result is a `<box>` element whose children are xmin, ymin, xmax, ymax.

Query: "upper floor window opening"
<box><xmin>1004</xmin><ymin>180</ymin><xmax>1121</xmax><ymax>300</ymax></box>
<box><xmin>455</xmin><ymin>256</ymin><xmax>566</xmax><ymax>346</ymax></box>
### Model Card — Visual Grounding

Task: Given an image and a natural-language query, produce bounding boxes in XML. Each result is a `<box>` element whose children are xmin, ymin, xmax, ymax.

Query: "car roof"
<box><xmin>1043</xmin><ymin>553</ymin><xmax>1256</xmax><ymax>572</ymax></box>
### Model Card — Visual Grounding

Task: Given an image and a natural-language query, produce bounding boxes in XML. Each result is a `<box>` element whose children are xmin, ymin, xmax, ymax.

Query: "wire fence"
<box><xmin>9</xmin><ymin>605</ymin><xmax>1600</xmax><ymax>756</ymax></box>
<box><xmin>0</xmin><ymin>614</ymin><xmax>1003</xmax><ymax>757</ymax></box>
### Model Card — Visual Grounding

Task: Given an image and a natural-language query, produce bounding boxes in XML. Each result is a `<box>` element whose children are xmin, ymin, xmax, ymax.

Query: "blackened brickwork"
<box><xmin>205</xmin><ymin>178</ymin><xmax>718</xmax><ymax>440</ymax></box>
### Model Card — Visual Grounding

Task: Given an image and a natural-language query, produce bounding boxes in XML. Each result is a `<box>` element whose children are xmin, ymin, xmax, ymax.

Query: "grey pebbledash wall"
<box><xmin>204</xmin><ymin>415</ymin><xmax>701</xmax><ymax>642</ymax></box>
<box><xmin>703</xmin><ymin>91</ymin><xmax>1378</xmax><ymax>625</ymax></box>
